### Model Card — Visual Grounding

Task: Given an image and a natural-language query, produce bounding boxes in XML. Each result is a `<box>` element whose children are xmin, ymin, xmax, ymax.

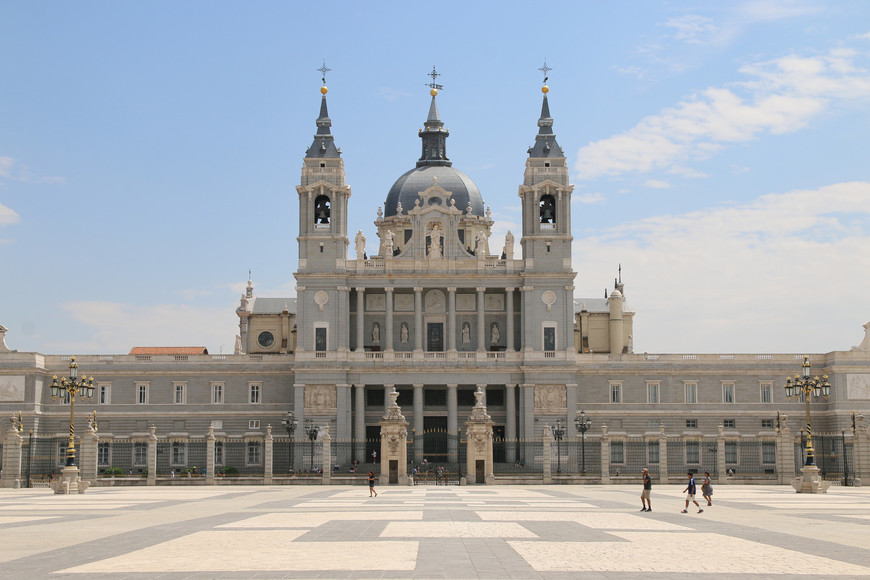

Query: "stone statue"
<box><xmin>504</xmin><ymin>231</ymin><xmax>514</xmax><ymax>259</ymax></box>
<box><xmin>490</xmin><ymin>322</ymin><xmax>500</xmax><ymax>344</ymax></box>
<box><xmin>461</xmin><ymin>322</ymin><xmax>471</xmax><ymax>343</ymax></box>
<box><xmin>400</xmin><ymin>322</ymin><xmax>409</xmax><ymax>343</ymax></box>
<box><xmin>383</xmin><ymin>230</ymin><xmax>395</xmax><ymax>256</ymax></box>
<box><xmin>475</xmin><ymin>231</ymin><xmax>488</xmax><ymax>257</ymax></box>
<box><xmin>371</xmin><ymin>322</ymin><xmax>380</xmax><ymax>343</ymax></box>
<box><xmin>429</xmin><ymin>225</ymin><xmax>443</xmax><ymax>258</ymax></box>
<box><xmin>354</xmin><ymin>230</ymin><xmax>366</xmax><ymax>260</ymax></box>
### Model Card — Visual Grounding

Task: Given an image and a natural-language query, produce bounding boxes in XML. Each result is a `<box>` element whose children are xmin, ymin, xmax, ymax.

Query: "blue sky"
<box><xmin>1</xmin><ymin>1</ymin><xmax>869</xmax><ymax>355</ymax></box>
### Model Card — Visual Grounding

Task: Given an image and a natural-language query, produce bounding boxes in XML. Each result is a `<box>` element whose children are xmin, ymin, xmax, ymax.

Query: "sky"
<box><xmin>1</xmin><ymin>1</ymin><xmax>869</xmax><ymax>355</ymax></box>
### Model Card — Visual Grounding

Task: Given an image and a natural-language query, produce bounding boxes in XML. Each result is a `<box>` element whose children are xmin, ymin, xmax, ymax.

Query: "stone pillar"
<box><xmin>355</xmin><ymin>287</ymin><xmax>365</xmax><ymax>351</ymax></box>
<box><xmin>521</xmin><ymin>384</ymin><xmax>535</xmax><ymax>441</ymax></box>
<box><xmin>378</xmin><ymin>388</ymin><xmax>410</xmax><ymax>486</ymax></box>
<box><xmin>414</xmin><ymin>288</ymin><xmax>423</xmax><ymax>352</ymax></box>
<box><xmin>206</xmin><ymin>425</ymin><xmax>215</xmax><ymax>485</ymax></box>
<box><xmin>264</xmin><ymin>425</ymin><xmax>274</xmax><ymax>485</ymax></box>
<box><xmin>1</xmin><ymin>421</ymin><xmax>23</xmax><ymax>488</ymax></box>
<box><xmin>542</xmin><ymin>425</ymin><xmax>552</xmax><ymax>484</ymax></box>
<box><xmin>147</xmin><ymin>426</ymin><xmax>157</xmax><ymax>486</ymax></box>
<box><xmin>413</xmin><ymin>384</ymin><xmax>424</xmax><ymax>463</ymax></box>
<box><xmin>775</xmin><ymin>415</ymin><xmax>795</xmax><ymax>485</ymax></box>
<box><xmin>853</xmin><ymin>413</ymin><xmax>866</xmax><ymax>486</ymax></box>
<box><xmin>385</xmin><ymin>287</ymin><xmax>394</xmax><ymax>352</ymax></box>
<box><xmin>505</xmin><ymin>288</ymin><xmax>515</xmax><ymax>352</ymax></box>
<box><xmin>321</xmin><ymin>425</ymin><xmax>331</xmax><ymax>485</ymax></box>
<box><xmin>465</xmin><ymin>387</ymin><xmax>495</xmax><ymax>484</ymax></box>
<box><xmin>447</xmin><ymin>287</ymin><xmax>457</xmax><ymax>352</ymax></box>
<box><xmin>476</xmin><ymin>287</ymin><xmax>486</xmax><ymax>352</ymax></box>
<box><xmin>658</xmin><ymin>424</ymin><xmax>668</xmax><ymax>484</ymax></box>
<box><xmin>354</xmin><ymin>384</ymin><xmax>365</xmax><ymax>464</ymax></box>
<box><xmin>600</xmin><ymin>425</ymin><xmax>611</xmax><ymax>484</ymax></box>
<box><xmin>447</xmin><ymin>384</ymin><xmax>458</xmax><ymax>463</ymax></box>
<box><xmin>505</xmin><ymin>384</ymin><xmax>517</xmax><ymax>464</ymax></box>
<box><xmin>79</xmin><ymin>418</ymin><xmax>99</xmax><ymax>485</ymax></box>
<box><xmin>716</xmin><ymin>425</ymin><xmax>726</xmax><ymax>485</ymax></box>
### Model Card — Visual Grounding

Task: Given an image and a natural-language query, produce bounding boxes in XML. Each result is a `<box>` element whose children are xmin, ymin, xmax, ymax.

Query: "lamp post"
<box><xmin>281</xmin><ymin>411</ymin><xmax>298</xmax><ymax>472</ymax></box>
<box><xmin>575</xmin><ymin>410</ymin><xmax>592</xmax><ymax>475</ymax></box>
<box><xmin>304</xmin><ymin>418</ymin><xmax>319</xmax><ymax>472</ymax></box>
<box><xmin>784</xmin><ymin>355</ymin><xmax>831</xmax><ymax>493</ymax></box>
<box><xmin>552</xmin><ymin>420</ymin><xmax>565</xmax><ymax>474</ymax></box>
<box><xmin>49</xmin><ymin>356</ymin><xmax>95</xmax><ymax>494</ymax></box>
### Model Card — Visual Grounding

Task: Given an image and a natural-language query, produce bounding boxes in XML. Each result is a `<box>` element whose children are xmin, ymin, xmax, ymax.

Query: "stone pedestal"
<box><xmin>321</xmin><ymin>425</ymin><xmax>331</xmax><ymax>485</ymax></box>
<box><xmin>52</xmin><ymin>465</ymin><xmax>89</xmax><ymax>494</ymax></box>
<box><xmin>206</xmin><ymin>425</ymin><xmax>216</xmax><ymax>485</ymax></box>
<box><xmin>379</xmin><ymin>387</ymin><xmax>410</xmax><ymax>486</ymax></box>
<box><xmin>791</xmin><ymin>464</ymin><xmax>832</xmax><ymax>494</ymax></box>
<box><xmin>147</xmin><ymin>426</ymin><xmax>157</xmax><ymax>486</ymax></box>
<box><xmin>600</xmin><ymin>425</ymin><xmax>611</xmax><ymax>484</ymax></box>
<box><xmin>1</xmin><ymin>422</ymin><xmax>23</xmax><ymax>489</ymax></box>
<box><xmin>465</xmin><ymin>387</ymin><xmax>494</xmax><ymax>484</ymax></box>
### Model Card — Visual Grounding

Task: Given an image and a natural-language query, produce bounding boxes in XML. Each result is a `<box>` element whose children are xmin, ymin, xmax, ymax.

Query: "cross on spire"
<box><xmin>426</xmin><ymin>65</ymin><xmax>444</xmax><ymax>91</ymax></box>
<box><xmin>538</xmin><ymin>60</ymin><xmax>552</xmax><ymax>84</ymax></box>
<box><xmin>318</xmin><ymin>60</ymin><xmax>331</xmax><ymax>85</ymax></box>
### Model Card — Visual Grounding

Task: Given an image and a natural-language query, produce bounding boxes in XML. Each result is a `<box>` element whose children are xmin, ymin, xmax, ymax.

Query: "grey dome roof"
<box><xmin>384</xmin><ymin>165</ymin><xmax>484</xmax><ymax>217</ymax></box>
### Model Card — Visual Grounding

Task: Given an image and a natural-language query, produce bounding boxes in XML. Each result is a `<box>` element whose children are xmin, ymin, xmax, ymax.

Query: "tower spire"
<box><xmin>528</xmin><ymin>61</ymin><xmax>563</xmax><ymax>159</ymax></box>
<box><xmin>306</xmin><ymin>61</ymin><xmax>340</xmax><ymax>159</ymax></box>
<box><xmin>417</xmin><ymin>66</ymin><xmax>451</xmax><ymax>167</ymax></box>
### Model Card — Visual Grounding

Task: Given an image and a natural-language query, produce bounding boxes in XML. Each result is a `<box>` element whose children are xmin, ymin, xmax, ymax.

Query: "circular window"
<box><xmin>257</xmin><ymin>331</ymin><xmax>275</xmax><ymax>348</ymax></box>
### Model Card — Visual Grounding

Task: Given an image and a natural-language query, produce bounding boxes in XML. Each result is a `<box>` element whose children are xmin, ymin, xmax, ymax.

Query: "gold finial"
<box><xmin>542</xmin><ymin>85</ymin><xmax>549</xmax><ymax>94</ymax></box>
<box><xmin>321</xmin><ymin>86</ymin><xmax>328</xmax><ymax>95</ymax></box>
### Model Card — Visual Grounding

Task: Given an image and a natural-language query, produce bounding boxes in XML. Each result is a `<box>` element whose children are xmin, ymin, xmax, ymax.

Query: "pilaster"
<box><xmin>147</xmin><ymin>425</ymin><xmax>157</xmax><ymax>486</ymax></box>
<box><xmin>264</xmin><ymin>425</ymin><xmax>274</xmax><ymax>485</ymax></box>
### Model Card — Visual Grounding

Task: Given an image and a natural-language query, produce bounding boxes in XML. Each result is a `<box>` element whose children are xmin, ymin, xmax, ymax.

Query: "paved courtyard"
<box><xmin>0</xmin><ymin>483</ymin><xmax>868</xmax><ymax>579</ymax></box>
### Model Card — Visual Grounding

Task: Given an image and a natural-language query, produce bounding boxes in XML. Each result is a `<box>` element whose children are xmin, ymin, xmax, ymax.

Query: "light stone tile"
<box><xmin>382</xmin><ymin>521</ymin><xmax>537</xmax><ymax>538</ymax></box>
<box><xmin>509</xmin><ymin>532</ymin><xmax>870</xmax><ymax>574</ymax></box>
<box><xmin>477</xmin><ymin>511</ymin><xmax>690</xmax><ymax>530</ymax></box>
<box><xmin>57</xmin><ymin>532</ymin><xmax>418</xmax><ymax>573</ymax></box>
<box><xmin>220</xmin><ymin>511</ymin><xmax>423</xmax><ymax>528</ymax></box>
<box><xmin>0</xmin><ymin>516</ymin><xmax>59</xmax><ymax>524</ymax></box>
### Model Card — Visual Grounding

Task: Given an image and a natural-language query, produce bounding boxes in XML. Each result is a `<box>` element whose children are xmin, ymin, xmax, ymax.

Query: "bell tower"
<box><xmin>296</xmin><ymin>67</ymin><xmax>351</xmax><ymax>272</ymax></box>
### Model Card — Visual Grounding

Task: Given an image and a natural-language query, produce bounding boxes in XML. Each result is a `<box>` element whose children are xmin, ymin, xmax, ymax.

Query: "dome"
<box><xmin>384</xmin><ymin>165</ymin><xmax>484</xmax><ymax>217</ymax></box>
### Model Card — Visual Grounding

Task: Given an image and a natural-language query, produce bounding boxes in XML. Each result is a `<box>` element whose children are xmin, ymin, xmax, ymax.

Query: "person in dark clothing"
<box><xmin>682</xmin><ymin>472</ymin><xmax>703</xmax><ymax>513</ymax></box>
<box><xmin>640</xmin><ymin>467</ymin><xmax>652</xmax><ymax>512</ymax></box>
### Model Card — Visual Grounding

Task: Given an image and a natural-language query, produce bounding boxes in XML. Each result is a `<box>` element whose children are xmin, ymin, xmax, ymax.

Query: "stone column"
<box><xmin>658</xmin><ymin>424</ymin><xmax>668</xmax><ymax>483</ymax></box>
<box><xmin>414</xmin><ymin>287</ymin><xmax>423</xmax><ymax>352</ymax></box>
<box><xmin>147</xmin><ymin>426</ymin><xmax>157</xmax><ymax>486</ymax></box>
<box><xmin>505</xmin><ymin>384</ymin><xmax>517</xmax><ymax>464</ymax></box>
<box><xmin>521</xmin><ymin>384</ymin><xmax>535</xmax><ymax>441</ymax></box>
<box><xmin>355</xmin><ymin>287</ymin><xmax>365</xmax><ymax>351</ymax></box>
<box><xmin>378</xmin><ymin>388</ymin><xmax>410</xmax><ymax>486</ymax></box>
<box><xmin>476</xmin><ymin>287</ymin><xmax>486</xmax><ymax>352</ymax></box>
<box><xmin>264</xmin><ymin>425</ymin><xmax>274</xmax><ymax>485</ymax></box>
<box><xmin>600</xmin><ymin>425</ymin><xmax>611</xmax><ymax>484</ymax></box>
<box><xmin>465</xmin><ymin>387</ymin><xmax>495</xmax><ymax>484</ymax></box>
<box><xmin>336</xmin><ymin>384</ymin><xmax>351</xmax><ymax>441</ymax></box>
<box><xmin>79</xmin><ymin>419</ymin><xmax>99</xmax><ymax>485</ymax></box>
<box><xmin>542</xmin><ymin>425</ymin><xmax>552</xmax><ymax>484</ymax></box>
<box><xmin>206</xmin><ymin>425</ymin><xmax>215</xmax><ymax>485</ymax></box>
<box><xmin>447</xmin><ymin>384</ymin><xmax>458</xmax><ymax>463</ymax></box>
<box><xmin>447</xmin><ymin>287</ymin><xmax>457</xmax><ymax>352</ymax></box>
<box><xmin>337</xmin><ymin>287</ymin><xmax>349</xmax><ymax>351</ymax></box>
<box><xmin>413</xmin><ymin>384</ymin><xmax>424</xmax><ymax>463</ymax></box>
<box><xmin>354</xmin><ymin>384</ymin><xmax>365</xmax><ymax>464</ymax></box>
<box><xmin>505</xmin><ymin>288</ymin><xmax>515</xmax><ymax>352</ymax></box>
<box><xmin>1</xmin><ymin>422</ymin><xmax>23</xmax><ymax>488</ymax></box>
<box><xmin>775</xmin><ymin>415</ymin><xmax>795</xmax><ymax>485</ymax></box>
<box><xmin>321</xmin><ymin>425</ymin><xmax>331</xmax><ymax>485</ymax></box>
<box><xmin>385</xmin><ymin>287</ymin><xmax>394</xmax><ymax>352</ymax></box>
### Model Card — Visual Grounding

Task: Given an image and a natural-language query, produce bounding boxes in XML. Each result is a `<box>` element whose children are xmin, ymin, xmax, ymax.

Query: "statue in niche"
<box><xmin>490</xmin><ymin>322</ymin><xmax>500</xmax><ymax>344</ymax></box>
<box><xmin>371</xmin><ymin>322</ymin><xmax>380</xmax><ymax>343</ymax></box>
<box><xmin>383</xmin><ymin>230</ymin><xmax>395</xmax><ymax>256</ymax></box>
<box><xmin>461</xmin><ymin>322</ymin><xmax>471</xmax><ymax>344</ymax></box>
<box><xmin>429</xmin><ymin>224</ymin><xmax>443</xmax><ymax>258</ymax></box>
<box><xmin>400</xmin><ymin>322</ymin><xmax>409</xmax><ymax>343</ymax></box>
<box><xmin>354</xmin><ymin>230</ymin><xmax>366</xmax><ymax>260</ymax></box>
<box><xmin>475</xmin><ymin>231</ymin><xmax>489</xmax><ymax>256</ymax></box>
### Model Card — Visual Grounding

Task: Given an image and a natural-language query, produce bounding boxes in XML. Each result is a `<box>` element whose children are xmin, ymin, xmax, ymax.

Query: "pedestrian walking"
<box><xmin>702</xmin><ymin>471</ymin><xmax>713</xmax><ymax>506</ymax></box>
<box><xmin>682</xmin><ymin>472</ymin><xmax>703</xmax><ymax>513</ymax></box>
<box><xmin>368</xmin><ymin>470</ymin><xmax>378</xmax><ymax>497</ymax></box>
<box><xmin>640</xmin><ymin>467</ymin><xmax>652</xmax><ymax>512</ymax></box>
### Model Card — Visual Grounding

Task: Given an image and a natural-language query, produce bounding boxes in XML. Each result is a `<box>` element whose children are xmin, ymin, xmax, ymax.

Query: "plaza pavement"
<box><xmin>0</xmin><ymin>483</ymin><xmax>868</xmax><ymax>579</ymax></box>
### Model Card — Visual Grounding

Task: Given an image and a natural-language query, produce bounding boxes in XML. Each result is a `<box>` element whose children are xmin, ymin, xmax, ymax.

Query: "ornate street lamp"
<box><xmin>281</xmin><ymin>411</ymin><xmax>298</xmax><ymax>471</ymax></box>
<box><xmin>552</xmin><ymin>420</ymin><xmax>565</xmax><ymax>474</ymax></box>
<box><xmin>50</xmin><ymin>356</ymin><xmax>95</xmax><ymax>468</ymax></box>
<box><xmin>575</xmin><ymin>410</ymin><xmax>592</xmax><ymax>475</ymax></box>
<box><xmin>304</xmin><ymin>418</ymin><xmax>319</xmax><ymax>472</ymax></box>
<box><xmin>784</xmin><ymin>355</ymin><xmax>831</xmax><ymax>493</ymax></box>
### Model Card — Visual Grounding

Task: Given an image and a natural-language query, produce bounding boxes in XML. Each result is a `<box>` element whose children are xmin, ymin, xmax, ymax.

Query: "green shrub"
<box><xmin>103</xmin><ymin>467</ymin><xmax>124</xmax><ymax>476</ymax></box>
<box><xmin>218</xmin><ymin>466</ymin><xmax>239</xmax><ymax>476</ymax></box>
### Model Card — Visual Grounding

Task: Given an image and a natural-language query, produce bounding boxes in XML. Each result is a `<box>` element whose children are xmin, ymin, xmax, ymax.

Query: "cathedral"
<box><xmin>1</xmin><ymin>71</ymin><xmax>869</xmax><ymax>483</ymax></box>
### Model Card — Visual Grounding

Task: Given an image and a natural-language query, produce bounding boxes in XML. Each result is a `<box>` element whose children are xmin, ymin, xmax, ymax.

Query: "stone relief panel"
<box><xmin>305</xmin><ymin>385</ymin><xmax>337</xmax><ymax>411</ymax></box>
<box><xmin>456</xmin><ymin>294</ymin><xmax>476</xmax><ymax>311</ymax></box>
<box><xmin>485</xmin><ymin>294</ymin><xmax>504</xmax><ymax>311</ymax></box>
<box><xmin>394</xmin><ymin>294</ymin><xmax>414</xmax><ymax>311</ymax></box>
<box><xmin>847</xmin><ymin>374</ymin><xmax>870</xmax><ymax>400</ymax></box>
<box><xmin>534</xmin><ymin>385</ymin><xmax>566</xmax><ymax>413</ymax></box>
<box><xmin>0</xmin><ymin>375</ymin><xmax>25</xmax><ymax>402</ymax></box>
<box><xmin>425</xmin><ymin>290</ymin><xmax>446</xmax><ymax>313</ymax></box>
<box><xmin>366</xmin><ymin>294</ymin><xmax>385</xmax><ymax>312</ymax></box>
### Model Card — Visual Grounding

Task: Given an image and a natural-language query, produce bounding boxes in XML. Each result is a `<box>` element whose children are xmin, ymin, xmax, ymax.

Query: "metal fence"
<box><xmin>22</xmin><ymin>435</ymin><xmax>66</xmax><ymax>484</ymax></box>
<box><xmin>797</xmin><ymin>433</ymin><xmax>855</xmax><ymax>485</ymax></box>
<box><xmin>493</xmin><ymin>440</ymin><xmax>544</xmax><ymax>474</ymax></box>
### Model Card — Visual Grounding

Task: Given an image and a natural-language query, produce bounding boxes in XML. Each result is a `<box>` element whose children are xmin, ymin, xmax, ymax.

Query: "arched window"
<box><xmin>314</xmin><ymin>195</ymin><xmax>331</xmax><ymax>224</ymax></box>
<box><xmin>539</xmin><ymin>195</ymin><xmax>556</xmax><ymax>224</ymax></box>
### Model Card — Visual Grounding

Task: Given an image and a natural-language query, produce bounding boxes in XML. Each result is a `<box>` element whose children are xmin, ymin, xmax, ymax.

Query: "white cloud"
<box><xmin>573</xmin><ymin>181</ymin><xmax>870</xmax><ymax>353</ymax></box>
<box><xmin>736</xmin><ymin>0</ymin><xmax>822</xmax><ymax>23</ymax></box>
<box><xmin>576</xmin><ymin>49</ymin><xmax>870</xmax><ymax>180</ymax></box>
<box><xmin>377</xmin><ymin>87</ymin><xmax>411</xmax><ymax>101</ymax></box>
<box><xmin>664</xmin><ymin>15</ymin><xmax>718</xmax><ymax>44</ymax></box>
<box><xmin>0</xmin><ymin>155</ymin><xmax>65</xmax><ymax>185</ymax></box>
<box><xmin>644</xmin><ymin>180</ymin><xmax>670</xmax><ymax>189</ymax></box>
<box><xmin>0</xmin><ymin>202</ymin><xmax>21</xmax><ymax>226</ymax></box>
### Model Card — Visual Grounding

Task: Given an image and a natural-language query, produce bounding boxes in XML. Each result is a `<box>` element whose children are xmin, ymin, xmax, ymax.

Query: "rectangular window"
<box><xmin>212</xmin><ymin>383</ymin><xmax>224</xmax><ymax>404</ymax></box>
<box><xmin>98</xmin><ymin>442</ymin><xmax>110</xmax><ymax>467</ymax></box>
<box><xmin>247</xmin><ymin>441</ymin><xmax>262</xmax><ymax>466</ymax></box>
<box><xmin>723</xmin><ymin>419</ymin><xmax>736</xmax><ymax>429</ymax></box>
<box><xmin>610</xmin><ymin>382</ymin><xmax>622</xmax><ymax>404</ymax></box>
<box><xmin>647</xmin><ymin>382</ymin><xmax>660</xmax><ymax>404</ymax></box>
<box><xmin>315</xmin><ymin>327</ymin><xmax>327</xmax><ymax>352</ymax></box>
<box><xmin>762</xmin><ymin>441</ymin><xmax>776</xmax><ymax>464</ymax></box>
<box><xmin>249</xmin><ymin>420</ymin><xmax>261</xmax><ymax>430</ymax></box>
<box><xmin>725</xmin><ymin>441</ymin><xmax>738</xmax><ymax>464</ymax></box>
<box><xmin>686</xmin><ymin>419</ymin><xmax>698</xmax><ymax>429</ymax></box>
<box><xmin>134</xmin><ymin>442</ymin><xmax>147</xmax><ymax>466</ymax></box>
<box><xmin>722</xmin><ymin>382</ymin><xmax>735</xmax><ymax>404</ymax></box>
<box><xmin>686</xmin><ymin>441</ymin><xmax>700</xmax><ymax>464</ymax></box>
<box><xmin>684</xmin><ymin>382</ymin><xmax>697</xmax><ymax>404</ymax></box>
<box><xmin>610</xmin><ymin>441</ymin><xmax>624</xmax><ymax>464</ymax></box>
<box><xmin>171</xmin><ymin>442</ymin><xmax>186</xmax><ymax>466</ymax></box>
<box><xmin>648</xmin><ymin>441</ymin><xmax>660</xmax><ymax>464</ymax></box>
<box><xmin>761</xmin><ymin>419</ymin><xmax>774</xmax><ymax>429</ymax></box>
<box><xmin>760</xmin><ymin>382</ymin><xmax>772</xmax><ymax>404</ymax></box>
<box><xmin>137</xmin><ymin>383</ymin><xmax>149</xmax><ymax>405</ymax></box>
<box><xmin>648</xmin><ymin>419</ymin><xmax>661</xmax><ymax>429</ymax></box>
<box><xmin>249</xmin><ymin>383</ymin><xmax>261</xmax><ymax>404</ymax></box>
<box><xmin>215</xmin><ymin>441</ymin><xmax>224</xmax><ymax>465</ymax></box>
<box><xmin>98</xmin><ymin>384</ymin><xmax>111</xmax><ymax>405</ymax></box>
<box><xmin>543</xmin><ymin>325</ymin><xmax>556</xmax><ymax>352</ymax></box>
<box><xmin>174</xmin><ymin>383</ymin><xmax>186</xmax><ymax>405</ymax></box>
